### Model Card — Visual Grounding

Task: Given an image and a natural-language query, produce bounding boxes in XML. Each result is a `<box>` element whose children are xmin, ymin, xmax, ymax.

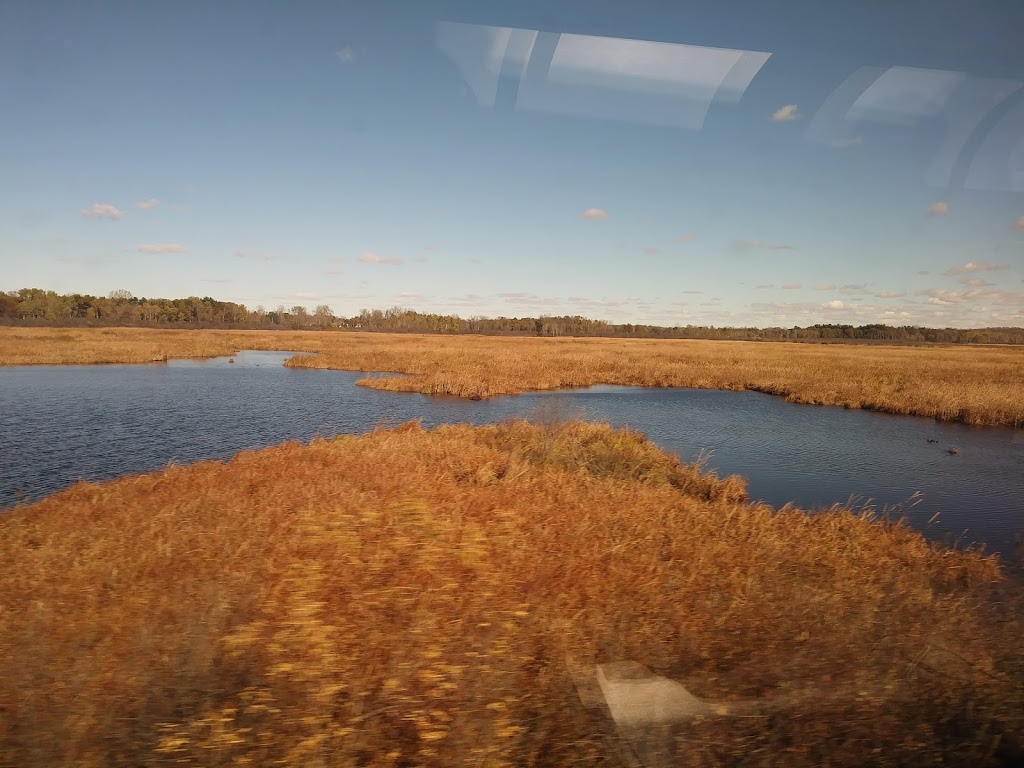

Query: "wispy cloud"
<box><xmin>497</xmin><ymin>292</ymin><xmax>560</xmax><ymax>307</ymax></box>
<box><xmin>927</xmin><ymin>201</ymin><xmax>950</xmax><ymax>216</ymax></box>
<box><xmin>643</xmin><ymin>246</ymin><xmax>659</xmax><ymax>255</ymax></box>
<box><xmin>358</xmin><ymin>251</ymin><xmax>402</xmax><ymax>265</ymax></box>
<box><xmin>926</xmin><ymin>290</ymin><xmax>974</xmax><ymax>305</ymax></box>
<box><xmin>568</xmin><ymin>296</ymin><xmax>630</xmax><ymax>308</ymax></box>
<box><xmin>781</xmin><ymin>282</ymin><xmax>802</xmax><ymax>290</ymax></box>
<box><xmin>138</xmin><ymin>243</ymin><xmax>188</xmax><ymax>254</ymax></box>
<box><xmin>771</xmin><ymin>104</ymin><xmax>800</xmax><ymax>122</ymax></box>
<box><xmin>830</xmin><ymin>136</ymin><xmax>862</xmax><ymax>148</ymax></box>
<box><xmin>279</xmin><ymin>292</ymin><xmax>320</xmax><ymax>300</ymax></box>
<box><xmin>917</xmin><ymin>270</ymin><xmax>930</xmax><ymax>276</ymax></box>
<box><xmin>336</xmin><ymin>46</ymin><xmax>355</xmax><ymax>63</ymax></box>
<box><xmin>944</xmin><ymin>261</ymin><xmax>1008</xmax><ymax>276</ymax></box>
<box><xmin>737</xmin><ymin>239</ymin><xmax>796</xmax><ymax>251</ymax></box>
<box><xmin>676</xmin><ymin>234</ymin><xmax>696</xmax><ymax>242</ymax></box>
<box><xmin>961</xmin><ymin>277</ymin><xmax>993</xmax><ymax>287</ymax></box>
<box><xmin>755</xmin><ymin>284</ymin><xmax>774</xmax><ymax>289</ymax></box>
<box><xmin>235</xmin><ymin>249</ymin><xmax>285</xmax><ymax>263</ymax></box>
<box><xmin>580</xmin><ymin>208</ymin><xmax>608</xmax><ymax>219</ymax></box>
<box><xmin>876</xmin><ymin>290</ymin><xmax>906</xmax><ymax>298</ymax></box>
<box><xmin>814</xmin><ymin>284</ymin><xmax>836</xmax><ymax>291</ymax></box>
<box><xmin>135</xmin><ymin>198</ymin><xmax>160</xmax><ymax>210</ymax></box>
<box><xmin>922</xmin><ymin>287</ymin><xmax>1024</xmax><ymax>307</ymax></box>
<box><xmin>81</xmin><ymin>203</ymin><xmax>124</xmax><ymax>220</ymax></box>
<box><xmin>1015</xmin><ymin>216</ymin><xmax>1024</xmax><ymax>231</ymax></box>
<box><xmin>447</xmin><ymin>293</ymin><xmax>487</xmax><ymax>308</ymax></box>
<box><xmin>840</xmin><ymin>283</ymin><xmax>871</xmax><ymax>294</ymax></box>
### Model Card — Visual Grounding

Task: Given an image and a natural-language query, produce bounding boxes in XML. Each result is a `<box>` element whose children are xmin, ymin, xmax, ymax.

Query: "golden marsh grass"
<box><xmin>2</xmin><ymin>326</ymin><xmax>1022</xmax><ymax>426</ymax></box>
<box><xmin>1</xmin><ymin>420</ymin><xmax>1021</xmax><ymax>766</ymax></box>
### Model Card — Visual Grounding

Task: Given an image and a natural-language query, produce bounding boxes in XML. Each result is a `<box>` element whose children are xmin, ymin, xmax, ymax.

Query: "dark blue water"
<box><xmin>2</xmin><ymin>351</ymin><xmax>1022</xmax><ymax>555</ymax></box>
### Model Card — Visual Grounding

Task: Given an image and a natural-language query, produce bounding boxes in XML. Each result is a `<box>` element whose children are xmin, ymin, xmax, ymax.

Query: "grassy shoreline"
<box><xmin>1</xmin><ymin>420</ymin><xmax>1021</xmax><ymax>766</ymax></box>
<box><xmin>2</xmin><ymin>326</ymin><xmax>1023</xmax><ymax>427</ymax></box>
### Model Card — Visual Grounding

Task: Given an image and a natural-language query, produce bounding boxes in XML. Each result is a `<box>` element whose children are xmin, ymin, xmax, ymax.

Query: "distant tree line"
<box><xmin>3</xmin><ymin>288</ymin><xmax>1023</xmax><ymax>344</ymax></box>
<box><xmin>346</xmin><ymin>308</ymin><xmax>1024</xmax><ymax>344</ymax></box>
<box><xmin>1</xmin><ymin>288</ymin><xmax>336</xmax><ymax>330</ymax></box>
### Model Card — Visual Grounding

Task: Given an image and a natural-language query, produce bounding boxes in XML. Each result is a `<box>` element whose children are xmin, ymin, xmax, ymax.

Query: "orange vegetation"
<box><xmin>2</xmin><ymin>326</ymin><xmax>1022</xmax><ymax>426</ymax></box>
<box><xmin>1</xmin><ymin>420</ymin><xmax>1021</xmax><ymax>766</ymax></box>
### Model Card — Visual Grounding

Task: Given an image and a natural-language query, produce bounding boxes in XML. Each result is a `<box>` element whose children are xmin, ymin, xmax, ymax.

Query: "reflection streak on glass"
<box><xmin>436</xmin><ymin>22</ymin><xmax>771</xmax><ymax>130</ymax></box>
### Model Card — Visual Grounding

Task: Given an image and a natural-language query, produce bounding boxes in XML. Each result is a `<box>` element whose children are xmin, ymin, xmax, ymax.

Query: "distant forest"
<box><xmin>3</xmin><ymin>287</ymin><xmax>1023</xmax><ymax>344</ymax></box>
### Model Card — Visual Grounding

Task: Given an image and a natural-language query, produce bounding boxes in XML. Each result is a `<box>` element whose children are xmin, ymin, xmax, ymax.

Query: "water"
<box><xmin>2</xmin><ymin>351</ymin><xmax>1022</xmax><ymax>554</ymax></box>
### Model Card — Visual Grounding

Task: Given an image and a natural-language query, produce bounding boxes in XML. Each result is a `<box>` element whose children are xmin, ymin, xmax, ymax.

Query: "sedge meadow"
<box><xmin>1</xmin><ymin>328</ymin><xmax>1022</xmax><ymax>766</ymax></box>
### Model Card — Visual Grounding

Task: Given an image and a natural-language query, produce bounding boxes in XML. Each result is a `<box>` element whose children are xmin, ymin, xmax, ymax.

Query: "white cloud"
<box><xmin>580</xmin><ymin>208</ymin><xmax>608</xmax><ymax>219</ymax></box>
<box><xmin>813</xmin><ymin>284</ymin><xmax>836</xmax><ymax>291</ymax></box>
<box><xmin>138</xmin><ymin>243</ymin><xmax>189</xmax><ymax>254</ymax></box>
<box><xmin>921</xmin><ymin>288</ymin><xmax>1022</xmax><ymax>308</ymax></box>
<box><xmin>358</xmin><ymin>251</ymin><xmax>402</xmax><ymax>265</ymax></box>
<box><xmin>781</xmin><ymin>282</ymin><xmax>802</xmax><ymax>290</ymax></box>
<box><xmin>81</xmin><ymin>203</ymin><xmax>124</xmax><ymax>220</ymax></box>
<box><xmin>135</xmin><ymin>198</ymin><xmax>160</xmax><ymax>210</ymax></box>
<box><xmin>944</xmin><ymin>261</ymin><xmax>1009</xmax><ymax>276</ymax></box>
<box><xmin>771</xmin><ymin>104</ymin><xmax>800</xmax><ymax>122</ymax></box>
<box><xmin>961</xmin><ymin>277</ymin><xmax>993</xmax><ymax>287</ymax></box>
<box><xmin>927</xmin><ymin>201</ymin><xmax>950</xmax><ymax>216</ymax></box>
<box><xmin>924</xmin><ymin>289</ymin><xmax>981</xmax><ymax>304</ymax></box>
<box><xmin>823</xmin><ymin>300</ymin><xmax>845</xmax><ymax>309</ymax></box>
<box><xmin>336</xmin><ymin>46</ymin><xmax>355</xmax><ymax>63</ymax></box>
<box><xmin>876</xmin><ymin>290</ymin><xmax>906</xmax><ymax>298</ymax></box>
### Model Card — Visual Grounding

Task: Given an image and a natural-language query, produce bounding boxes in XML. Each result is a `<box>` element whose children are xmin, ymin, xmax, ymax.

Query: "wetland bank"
<box><xmin>1</xmin><ymin>328</ymin><xmax>1023</xmax><ymax>765</ymax></box>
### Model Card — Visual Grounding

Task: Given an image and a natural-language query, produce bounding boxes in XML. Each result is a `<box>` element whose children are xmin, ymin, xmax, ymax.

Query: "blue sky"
<box><xmin>2</xmin><ymin>0</ymin><xmax>1022</xmax><ymax>327</ymax></box>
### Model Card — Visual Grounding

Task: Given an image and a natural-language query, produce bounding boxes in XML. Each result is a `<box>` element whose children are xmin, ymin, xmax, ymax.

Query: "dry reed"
<box><xmin>1</xmin><ymin>421</ymin><xmax>1021</xmax><ymax>766</ymax></box>
<box><xmin>2</xmin><ymin>327</ymin><xmax>1022</xmax><ymax>426</ymax></box>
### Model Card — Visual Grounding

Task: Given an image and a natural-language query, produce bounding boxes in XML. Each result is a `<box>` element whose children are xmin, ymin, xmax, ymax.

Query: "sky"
<box><xmin>1</xmin><ymin>0</ymin><xmax>1023</xmax><ymax>328</ymax></box>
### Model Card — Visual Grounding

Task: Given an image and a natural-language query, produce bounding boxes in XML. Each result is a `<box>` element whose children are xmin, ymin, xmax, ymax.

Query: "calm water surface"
<box><xmin>2</xmin><ymin>351</ymin><xmax>1022</xmax><ymax>554</ymax></box>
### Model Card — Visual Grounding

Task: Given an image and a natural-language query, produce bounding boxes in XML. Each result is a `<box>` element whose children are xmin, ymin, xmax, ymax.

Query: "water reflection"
<box><xmin>1</xmin><ymin>351</ymin><xmax>1021</xmax><ymax>555</ymax></box>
